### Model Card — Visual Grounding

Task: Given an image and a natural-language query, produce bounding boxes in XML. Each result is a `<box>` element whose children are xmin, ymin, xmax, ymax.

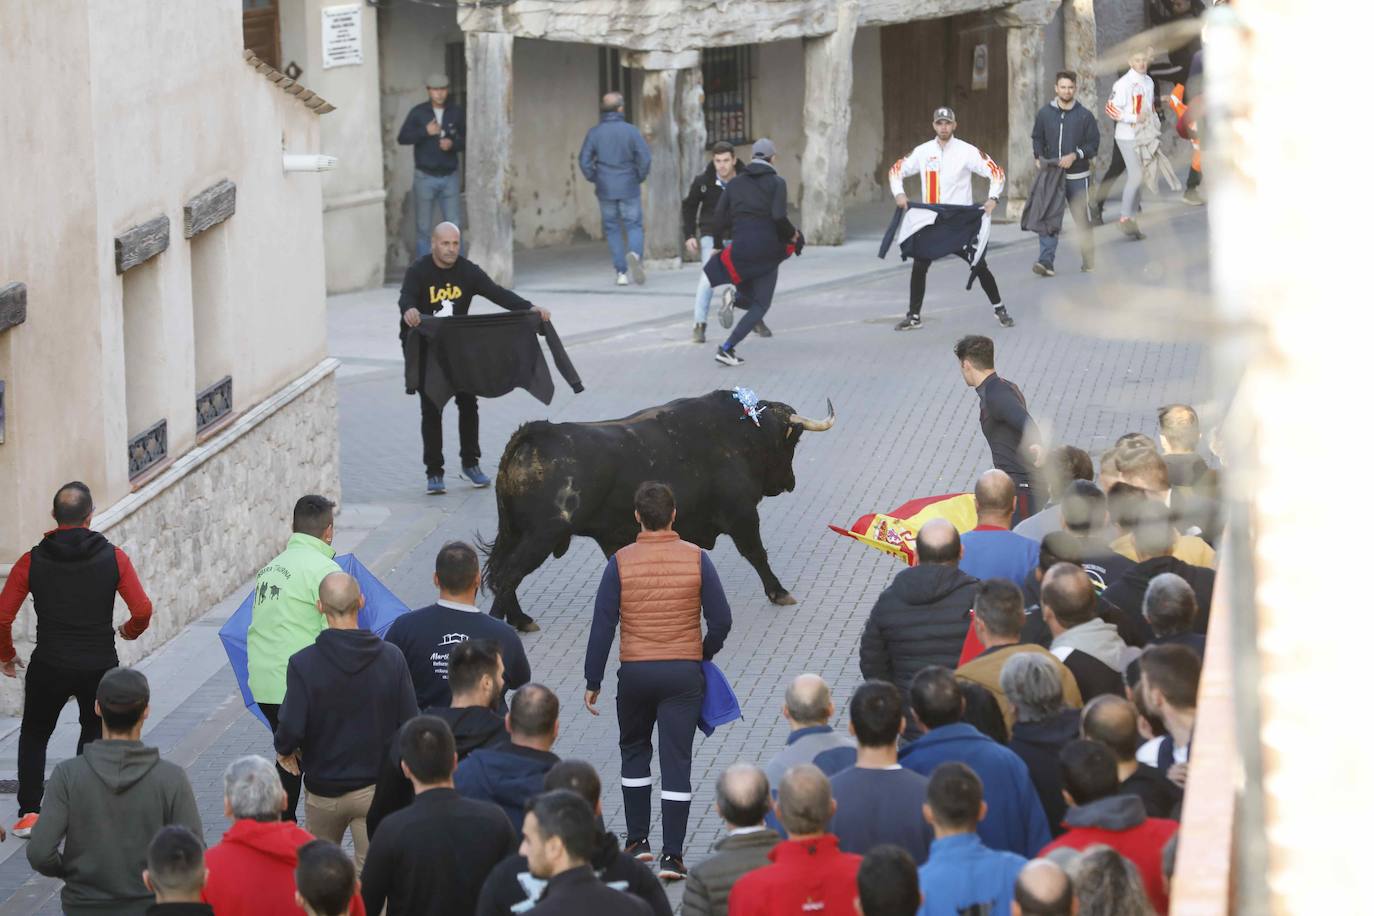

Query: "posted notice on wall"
<box><xmin>322</xmin><ymin>4</ymin><xmax>364</xmax><ymax>69</ymax></box>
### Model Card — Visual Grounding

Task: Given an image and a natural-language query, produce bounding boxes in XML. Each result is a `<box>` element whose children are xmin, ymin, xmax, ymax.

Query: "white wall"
<box><xmin>846</xmin><ymin>25</ymin><xmax>886</xmax><ymax>202</ymax></box>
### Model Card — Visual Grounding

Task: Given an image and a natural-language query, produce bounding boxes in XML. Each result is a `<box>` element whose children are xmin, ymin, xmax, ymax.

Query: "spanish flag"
<box><xmin>828</xmin><ymin>493</ymin><xmax>978</xmax><ymax>566</ymax></box>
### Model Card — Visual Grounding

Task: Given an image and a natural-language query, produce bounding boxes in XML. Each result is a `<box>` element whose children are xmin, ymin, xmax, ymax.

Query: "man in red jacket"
<box><xmin>203</xmin><ymin>755</ymin><xmax>364</xmax><ymax>916</ymax></box>
<box><xmin>1039</xmin><ymin>740</ymin><xmax>1176</xmax><ymax>914</ymax></box>
<box><xmin>728</xmin><ymin>764</ymin><xmax>861</xmax><ymax>915</ymax></box>
<box><xmin>0</xmin><ymin>481</ymin><xmax>153</xmax><ymax>838</ymax></box>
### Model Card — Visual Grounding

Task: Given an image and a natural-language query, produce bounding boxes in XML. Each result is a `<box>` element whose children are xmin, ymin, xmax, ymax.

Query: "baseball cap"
<box><xmin>933</xmin><ymin>106</ymin><xmax>957</xmax><ymax>123</ymax></box>
<box><xmin>426</xmin><ymin>73</ymin><xmax>451</xmax><ymax>89</ymax></box>
<box><xmin>751</xmin><ymin>138</ymin><xmax>776</xmax><ymax>159</ymax></box>
<box><xmin>97</xmin><ymin>667</ymin><xmax>150</xmax><ymax>711</ymax></box>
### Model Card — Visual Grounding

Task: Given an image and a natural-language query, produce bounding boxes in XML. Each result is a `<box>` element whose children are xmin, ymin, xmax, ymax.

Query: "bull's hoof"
<box><xmin>769</xmin><ymin>592</ymin><xmax>798</xmax><ymax>606</ymax></box>
<box><xmin>513</xmin><ymin>618</ymin><xmax>542</xmax><ymax>633</ymax></box>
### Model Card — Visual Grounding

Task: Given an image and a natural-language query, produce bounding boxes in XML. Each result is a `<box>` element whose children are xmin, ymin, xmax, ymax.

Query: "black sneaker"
<box><xmin>752</xmin><ymin>319</ymin><xmax>773</xmax><ymax>337</ymax></box>
<box><xmin>994</xmin><ymin>307</ymin><xmax>1015</xmax><ymax>328</ymax></box>
<box><xmin>714</xmin><ymin>346</ymin><xmax>743</xmax><ymax>367</ymax></box>
<box><xmin>1032</xmin><ymin>261</ymin><xmax>1055</xmax><ymax>277</ymax></box>
<box><xmin>658</xmin><ymin>854</ymin><xmax>688</xmax><ymax>881</ymax></box>
<box><xmin>624</xmin><ymin>837</ymin><xmax>653</xmax><ymax>862</ymax></box>
<box><xmin>893</xmin><ymin>315</ymin><xmax>923</xmax><ymax>331</ymax></box>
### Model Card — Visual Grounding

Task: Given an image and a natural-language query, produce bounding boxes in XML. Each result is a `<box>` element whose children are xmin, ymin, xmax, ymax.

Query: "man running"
<box><xmin>682</xmin><ymin>142</ymin><xmax>741</xmax><ymax>344</ymax></box>
<box><xmin>890</xmin><ymin>107</ymin><xmax>1012</xmax><ymax>330</ymax></box>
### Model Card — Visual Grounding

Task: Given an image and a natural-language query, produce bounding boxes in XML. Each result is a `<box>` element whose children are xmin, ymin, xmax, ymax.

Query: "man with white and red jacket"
<box><xmin>584</xmin><ymin>481</ymin><xmax>733</xmax><ymax>881</ymax></box>
<box><xmin>0</xmin><ymin>481</ymin><xmax>153</xmax><ymax>838</ymax></box>
<box><xmin>889</xmin><ymin>106</ymin><xmax>1011</xmax><ymax>330</ymax></box>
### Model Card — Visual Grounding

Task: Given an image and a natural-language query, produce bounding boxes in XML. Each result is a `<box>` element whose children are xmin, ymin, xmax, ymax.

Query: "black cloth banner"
<box><xmin>403</xmin><ymin>311</ymin><xmax>584</xmax><ymax>407</ymax></box>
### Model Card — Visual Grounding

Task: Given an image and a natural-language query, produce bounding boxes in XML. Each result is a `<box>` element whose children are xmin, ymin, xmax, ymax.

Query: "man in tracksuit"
<box><xmin>0</xmin><ymin>482</ymin><xmax>154</xmax><ymax>839</ymax></box>
<box><xmin>584</xmin><ymin>481</ymin><xmax>733</xmax><ymax>881</ymax></box>
<box><xmin>682</xmin><ymin>142</ymin><xmax>742</xmax><ymax>344</ymax></box>
<box><xmin>711</xmin><ymin>138</ymin><xmax>799</xmax><ymax>367</ymax></box>
<box><xmin>1031</xmin><ymin>71</ymin><xmax>1101</xmax><ymax>276</ymax></box>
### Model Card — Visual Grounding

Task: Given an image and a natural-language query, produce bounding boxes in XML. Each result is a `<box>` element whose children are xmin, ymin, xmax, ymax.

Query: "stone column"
<box><xmin>465</xmin><ymin>31</ymin><xmax>515</xmax><ymax>285</ymax></box>
<box><xmin>1063</xmin><ymin>0</ymin><xmax>1099</xmax><ymax>118</ymax></box>
<box><xmin>676</xmin><ymin>65</ymin><xmax>707</xmax><ymax>199</ymax></box>
<box><xmin>997</xmin><ymin>1</ymin><xmax>1062</xmax><ymax>222</ymax></box>
<box><xmin>800</xmin><ymin>0</ymin><xmax>859</xmax><ymax>245</ymax></box>
<box><xmin>625</xmin><ymin>50</ymin><xmax>700</xmax><ymax>269</ymax></box>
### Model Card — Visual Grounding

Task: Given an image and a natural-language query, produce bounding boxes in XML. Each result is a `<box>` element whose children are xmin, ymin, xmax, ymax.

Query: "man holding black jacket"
<box><xmin>398</xmin><ymin>222</ymin><xmax>549</xmax><ymax>494</ymax></box>
<box><xmin>1030</xmin><ymin>71</ymin><xmax>1101</xmax><ymax>276</ymax></box>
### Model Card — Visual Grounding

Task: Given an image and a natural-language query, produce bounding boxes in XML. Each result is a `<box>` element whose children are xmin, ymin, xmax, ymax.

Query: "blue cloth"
<box><xmin>219</xmin><ymin>554</ymin><xmax>410</xmax><ymax>729</ymax></box>
<box><xmin>597</xmin><ymin>196</ymin><xmax>644</xmax><ymax>274</ymax></box>
<box><xmin>917</xmin><ymin>833</ymin><xmax>1026</xmax><ymax>916</ymax></box>
<box><xmin>959</xmin><ymin>529</ymin><xmax>1040</xmax><ymax>587</ymax></box>
<box><xmin>579</xmin><ymin>111</ymin><xmax>651</xmax><ymax>202</ymax></box>
<box><xmin>698</xmin><ymin>660</ymin><xmax>742</xmax><ymax>736</ymax></box>
<box><xmin>584</xmin><ymin>553</ymin><xmax>732</xmax><ymax>691</ymax></box>
<box><xmin>413</xmin><ymin>170</ymin><xmax>462</xmax><ymax>258</ymax></box>
<box><xmin>828</xmin><ymin>766</ymin><xmax>933</xmax><ymax>865</ymax></box>
<box><xmin>898</xmin><ymin>723</ymin><xmax>1051</xmax><ymax>856</ymax></box>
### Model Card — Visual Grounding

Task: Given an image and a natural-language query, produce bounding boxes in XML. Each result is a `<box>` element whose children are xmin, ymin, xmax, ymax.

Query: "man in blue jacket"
<box><xmin>899</xmin><ymin>667</ymin><xmax>1051</xmax><ymax>857</ymax></box>
<box><xmin>918</xmin><ymin>762</ymin><xmax>1026</xmax><ymax>915</ymax></box>
<box><xmin>579</xmin><ymin>92</ymin><xmax>652</xmax><ymax>286</ymax></box>
<box><xmin>1030</xmin><ymin>71</ymin><xmax>1100</xmax><ymax>276</ymax></box>
<box><xmin>397</xmin><ymin>74</ymin><xmax>465</xmax><ymax>258</ymax></box>
<box><xmin>455</xmin><ymin>683</ymin><xmax>561</xmax><ymax>830</ymax></box>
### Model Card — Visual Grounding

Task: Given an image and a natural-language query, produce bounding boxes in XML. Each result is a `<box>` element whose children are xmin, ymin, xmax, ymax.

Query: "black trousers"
<box><xmin>259</xmin><ymin>703</ymin><xmax>303</xmax><ymax>823</ymax></box>
<box><xmin>1011</xmin><ymin>481</ymin><xmax>1047</xmax><ymax>528</ymax></box>
<box><xmin>616</xmin><ymin>660</ymin><xmax>703</xmax><ymax>856</ymax></box>
<box><xmin>17</xmin><ymin>658</ymin><xmax>110</xmax><ymax>815</ymax></box>
<box><xmin>419</xmin><ymin>390</ymin><xmax>479</xmax><ymax>477</ymax></box>
<box><xmin>722</xmin><ymin>266</ymin><xmax>779</xmax><ymax>352</ymax></box>
<box><xmin>1096</xmin><ymin>144</ymin><xmax>1128</xmax><ymax>211</ymax></box>
<box><xmin>908</xmin><ymin>257</ymin><xmax>1001</xmax><ymax>317</ymax></box>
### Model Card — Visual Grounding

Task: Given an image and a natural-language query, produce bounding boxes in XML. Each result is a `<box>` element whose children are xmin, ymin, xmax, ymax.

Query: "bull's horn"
<box><xmin>788</xmin><ymin>399</ymin><xmax>835</xmax><ymax>432</ymax></box>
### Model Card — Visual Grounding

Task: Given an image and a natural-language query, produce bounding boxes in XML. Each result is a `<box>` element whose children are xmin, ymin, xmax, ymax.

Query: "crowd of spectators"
<box><xmin>1</xmin><ymin>399</ymin><xmax>1213</xmax><ymax>915</ymax></box>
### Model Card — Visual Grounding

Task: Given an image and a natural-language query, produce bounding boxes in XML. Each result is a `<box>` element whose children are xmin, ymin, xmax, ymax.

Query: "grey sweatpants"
<box><xmin>1117</xmin><ymin>137</ymin><xmax>1143</xmax><ymax>218</ymax></box>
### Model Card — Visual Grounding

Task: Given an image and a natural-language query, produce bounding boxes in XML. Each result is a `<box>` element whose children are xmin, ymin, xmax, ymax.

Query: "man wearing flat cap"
<box><xmin>398</xmin><ymin>73</ymin><xmax>465</xmax><ymax>258</ymax></box>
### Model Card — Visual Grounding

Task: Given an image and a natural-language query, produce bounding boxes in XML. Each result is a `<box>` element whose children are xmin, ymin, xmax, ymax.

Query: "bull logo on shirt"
<box><xmin>429</xmin><ymin>284</ymin><xmax>463</xmax><ymax>304</ymax></box>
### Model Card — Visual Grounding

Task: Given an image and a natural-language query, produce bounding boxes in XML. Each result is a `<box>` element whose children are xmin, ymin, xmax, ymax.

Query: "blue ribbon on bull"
<box><xmin>733</xmin><ymin>386</ymin><xmax>763</xmax><ymax>427</ymax></box>
<box><xmin>699</xmin><ymin>660</ymin><xmax>743</xmax><ymax>736</ymax></box>
<box><xmin>217</xmin><ymin>554</ymin><xmax>410</xmax><ymax>728</ymax></box>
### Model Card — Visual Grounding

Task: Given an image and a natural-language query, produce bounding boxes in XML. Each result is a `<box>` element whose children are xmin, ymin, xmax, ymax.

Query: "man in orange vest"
<box><xmin>583</xmin><ymin>481</ymin><xmax>734</xmax><ymax>882</ymax></box>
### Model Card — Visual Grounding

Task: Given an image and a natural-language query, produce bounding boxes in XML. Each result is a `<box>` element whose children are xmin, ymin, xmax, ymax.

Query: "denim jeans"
<box><xmin>599</xmin><ymin>195</ymin><xmax>644</xmax><ymax>273</ymax></box>
<box><xmin>1037</xmin><ymin>176</ymin><xmax>1094</xmax><ymax>269</ymax></box>
<box><xmin>693</xmin><ymin>234</ymin><xmax>715</xmax><ymax>322</ymax></box>
<box><xmin>414</xmin><ymin>169</ymin><xmax>462</xmax><ymax>257</ymax></box>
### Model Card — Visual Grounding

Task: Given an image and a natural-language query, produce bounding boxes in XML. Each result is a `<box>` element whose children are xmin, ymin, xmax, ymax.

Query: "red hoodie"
<box><xmin>202</xmin><ymin>819</ymin><xmax>364</xmax><ymax>916</ymax></box>
<box><xmin>1038</xmin><ymin>795</ymin><xmax>1178</xmax><ymax>914</ymax></box>
<box><xmin>727</xmin><ymin>834</ymin><xmax>861</xmax><ymax>915</ymax></box>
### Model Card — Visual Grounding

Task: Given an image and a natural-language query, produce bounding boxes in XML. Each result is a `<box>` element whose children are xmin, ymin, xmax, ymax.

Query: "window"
<box><xmin>190</xmin><ymin>225</ymin><xmax>234</xmax><ymax>436</ymax></box>
<box><xmin>703</xmin><ymin>46</ymin><xmax>753</xmax><ymax>146</ymax></box>
<box><xmin>598</xmin><ymin>47</ymin><xmax>635</xmax><ymax>122</ymax></box>
<box><xmin>122</xmin><ymin>261</ymin><xmax>169</xmax><ymax>480</ymax></box>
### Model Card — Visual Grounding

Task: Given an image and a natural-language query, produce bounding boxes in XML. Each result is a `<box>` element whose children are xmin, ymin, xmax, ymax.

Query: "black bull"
<box><xmin>481</xmin><ymin>390</ymin><xmax>835</xmax><ymax>631</ymax></box>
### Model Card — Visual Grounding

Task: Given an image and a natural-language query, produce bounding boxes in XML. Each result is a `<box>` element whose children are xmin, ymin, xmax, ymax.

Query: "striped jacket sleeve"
<box><xmin>888</xmin><ymin>150</ymin><xmax>920</xmax><ymax>198</ymax></box>
<box><xmin>971</xmin><ymin>148</ymin><xmax>1007</xmax><ymax>199</ymax></box>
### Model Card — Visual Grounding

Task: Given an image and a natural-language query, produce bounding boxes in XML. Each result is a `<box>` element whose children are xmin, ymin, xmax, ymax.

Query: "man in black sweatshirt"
<box><xmin>476</xmin><ymin>759</ymin><xmax>671</xmax><ymax>916</ymax></box>
<box><xmin>366</xmin><ymin>638</ymin><xmax>511</xmax><ymax>837</ymax></box>
<box><xmin>1029</xmin><ymin>71</ymin><xmax>1100</xmax><ymax>275</ymax></box>
<box><xmin>362</xmin><ymin>716</ymin><xmax>517</xmax><ymax>916</ymax></box>
<box><xmin>398</xmin><ymin>221</ymin><xmax>550</xmax><ymax>494</ymax></box>
<box><xmin>274</xmin><ymin>573</ymin><xmax>419</xmax><ymax>869</ymax></box>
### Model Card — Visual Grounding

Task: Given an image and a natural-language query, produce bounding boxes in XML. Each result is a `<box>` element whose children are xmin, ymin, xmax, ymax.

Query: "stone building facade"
<box><xmin>0</xmin><ymin>0</ymin><xmax>340</xmax><ymax>713</ymax></box>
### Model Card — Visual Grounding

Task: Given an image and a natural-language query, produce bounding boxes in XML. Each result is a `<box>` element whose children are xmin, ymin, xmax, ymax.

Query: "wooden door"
<box><xmin>242</xmin><ymin>0</ymin><xmax>281</xmax><ymax>68</ymax></box>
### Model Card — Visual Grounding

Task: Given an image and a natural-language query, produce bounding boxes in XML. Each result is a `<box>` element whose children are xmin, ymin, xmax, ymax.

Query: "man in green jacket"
<box><xmin>27</xmin><ymin>667</ymin><xmax>203</xmax><ymax>915</ymax></box>
<box><xmin>247</xmin><ymin>494</ymin><xmax>342</xmax><ymax>821</ymax></box>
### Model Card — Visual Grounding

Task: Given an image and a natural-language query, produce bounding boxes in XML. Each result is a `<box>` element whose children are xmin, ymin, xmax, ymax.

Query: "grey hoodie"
<box><xmin>1050</xmin><ymin>618</ymin><xmax>1138</xmax><ymax>673</ymax></box>
<box><xmin>27</xmin><ymin>739</ymin><xmax>203</xmax><ymax>915</ymax></box>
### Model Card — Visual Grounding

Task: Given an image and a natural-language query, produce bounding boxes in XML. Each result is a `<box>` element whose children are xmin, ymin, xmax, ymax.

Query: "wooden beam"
<box><xmin>115</xmin><ymin>215</ymin><xmax>170</xmax><ymax>274</ymax></box>
<box><xmin>0</xmin><ymin>282</ymin><xmax>25</xmax><ymax>333</ymax></box>
<box><xmin>183</xmin><ymin>180</ymin><xmax>237</xmax><ymax>238</ymax></box>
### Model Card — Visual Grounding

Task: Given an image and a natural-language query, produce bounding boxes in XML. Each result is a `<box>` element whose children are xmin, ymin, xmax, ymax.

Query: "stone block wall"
<box><xmin>0</xmin><ymin>362</ymin><xmax>340</xmax><ymax>715</ymax></box>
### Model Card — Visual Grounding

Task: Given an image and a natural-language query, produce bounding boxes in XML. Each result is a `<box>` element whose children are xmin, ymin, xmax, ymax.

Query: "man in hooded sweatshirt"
<box><xmin>274</xmin><ymin>572</ymin><xmax>419</xmax><ymax>869</ymax></box>
<box><xmin>365</xmin><ymin>638</ymin><xmax>510</xmax><ymax>837</ymax></box>
<box><xmin>455</xmin><ymin>683</ymin><xmax>561</xmax><ymax>830</ymax></box>
<box><xmin>1042</xmin><ymin>563</ymin><xmax>1135</xmax><ymax>701</ymax></box>
<box><xmin>0</xmin><ymin>482</ymin><xmax>154</xmax><ymax>839</ymax></box>
<box><xmin>27</xmin><ymin>667</ymin><xmax>202</xmax><ymax>915</ymax></box>
<box><xmin>204</xmin><ymin>755</ymin><xmax>366</xmax><ymax>916</ymax></box>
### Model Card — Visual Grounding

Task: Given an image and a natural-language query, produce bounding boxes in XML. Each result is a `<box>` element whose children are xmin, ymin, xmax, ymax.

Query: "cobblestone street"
<box><xmin>0</xmin><ymin>204</ymin><xmax>1212</xmax><ymax>912</ymax></box>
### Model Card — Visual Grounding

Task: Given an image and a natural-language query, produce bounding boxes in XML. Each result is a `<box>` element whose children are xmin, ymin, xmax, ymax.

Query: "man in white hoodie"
<box><xmin>1105</xmin><ymin>48</ymin><xmax>1156</xmax><ymax>239</ymax></box>
<box><xmin>1042</xmin><ymin>563</ymin><xmax>1136</xmax><ymax>702</ymax></box>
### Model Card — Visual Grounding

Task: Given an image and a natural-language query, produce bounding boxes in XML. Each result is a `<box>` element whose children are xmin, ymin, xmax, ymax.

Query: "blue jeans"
<box><xmin>599</xmin><ymin>196</ymin><xmax>644</xmax><ymax>274</ymax></box>
<box><xmin>1037</xmin><ymin>176</ymin><xmax>1094</xmax><ymax>269</ymax></box>
<box><xmin>693</xmin><ymin>235</ymin><xmax>715</xmax><ymax>322</ymax></box>
<box><xmin>414</xmin><ymin>170</ymin><xmax>462</xmax><ymax>257</ymax></box>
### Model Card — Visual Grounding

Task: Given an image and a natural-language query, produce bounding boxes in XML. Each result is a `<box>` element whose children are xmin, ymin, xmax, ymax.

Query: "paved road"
<box><xmin>0</xmin><ymin>202</ymin><xmax>1212</xmax><ymax>912</ymax></box>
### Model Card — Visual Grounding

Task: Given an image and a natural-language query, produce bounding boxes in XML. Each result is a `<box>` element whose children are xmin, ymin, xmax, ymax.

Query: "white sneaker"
<box><xmin>627</xmin><ymin>252</ymin><xmax>646</xmax><ymax>285</ymax></box>
<box><xmin>616</xmin><ymin>273</ymin><xmax>629</xmax><ymax>286</ymax></box>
